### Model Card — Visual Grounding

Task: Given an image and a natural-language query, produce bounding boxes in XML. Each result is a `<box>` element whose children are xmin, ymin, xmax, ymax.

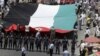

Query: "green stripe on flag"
<box><xmin>53</xmin><ymin>4</ymin><xmax>77</xmax><ymax>30</ymax></box>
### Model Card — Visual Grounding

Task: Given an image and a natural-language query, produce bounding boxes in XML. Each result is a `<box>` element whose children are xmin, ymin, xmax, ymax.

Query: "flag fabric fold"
<box><xmin>4</xmin><ymin>3</ymin><xmax>77</xmax><ymax>33</ymax></box>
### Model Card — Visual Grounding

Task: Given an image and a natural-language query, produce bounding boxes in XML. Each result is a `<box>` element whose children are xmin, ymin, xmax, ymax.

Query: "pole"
<box><xmin>50</xmin><ymin>26</ymin><xmax>55</xmax><ymax>39</ymax></box>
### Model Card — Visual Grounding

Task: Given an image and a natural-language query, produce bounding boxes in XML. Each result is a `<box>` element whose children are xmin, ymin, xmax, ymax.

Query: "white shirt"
<box><xmin>49</xmin><ymin>43</ymin><xmax>54</xmax><ymax>49</ymax></box>
<box><xmin>95</xmin><ymin>14</ymin><xmax>99</xmax><ymax>20</ymax></box>
<box><xmin>88</xmin><ymin>6</ymin><xmax>91</xmax><ymax>9</ymax></box>
<box><xmin>35</xmin><ymin>31</ymin><xmax>40</xmax><ymax>37</ymax></box>
<box><xmin>80</xmin><ymin>43</ymin><xmax>87</xmax><ymax>51</ymax></box>
<box><xmin>21</xmin><ymin>47</ymin><xmax>26</xmax><ymax>54</ymax></box>
<box><xmin>95</xmin><ymin>26</ymin><xmax>99</xmax><ymax>32</ymax></box>
<box><xmin>85</xmin><ymin>29</ymin><xmax>90</xmax><ymax>35</ymax></box>
<box><xmin>96</xmin><ymin>29</ymin><xmax>100</xmax><ymax>36</ymax></box>
<box><xmin>98</xmin><ymin>16</ymin><xmax>100</xmax><ymax>21</ymax></box>
<box><xmin>63</xmin><ymin>50</ymin><xmax>70</xmax><ymax>56</ymax></box>
<box><xmin>82</xmin><ymin>14</ymin><xmax>86</xmax><ymax>18</ymax></box>
<box><xmin>95</xmin><ymin>14</ymin><xmax>98</xmax><ymax>17</ymax></box>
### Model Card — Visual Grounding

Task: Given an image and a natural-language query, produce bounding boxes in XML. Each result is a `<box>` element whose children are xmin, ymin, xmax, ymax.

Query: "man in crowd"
<box><xmin>29</xmin><ymin>35</ymin><xmax>34</xmax><ymax>51</ymax></box>
<box><xmin>35</xmin><ymin>30</ymin><xmax>40</xmax><ymax>38</ymax></box>
<box><xmin>21</xmin><ymin>46</ymin><xmax>26</xmax><ymax>56</ymax></box>
<box><xmin>4</xmin><ymin>35</ymin><xmax>8</xmax><ymax>49</ymax></box>
<box><xmin>80</xmin><ymin>41</ymin><xmax>88</xmax><ymax>56</ymax></box>
<box><xmin>71</xmin><ymin>39</ymin><xmax>77</xmax><ymax>56</ymax></box>
<box><xmin>43</xmin><ymin>35</ymin><xmax>49</xmax><ymax>52</ymax></box>
<box><xmin>8</xmin><ymin>34</ymin><xmax>13</xmax><ymax>49</ymax></box>
<box><xmin>55</xmin><ymin>39</ymin><xmax>61</xmax><ymax>54</ymax></box>
<box><xmin>84</xmin><ymin>27</ymin><xmax>90</xmax><ymax>38</ymax></box>
<box><xmin>62</xmin><ymin>37</ymin><xmax>69</xmax><ymax>51</ymax></box>
<box><xmin>13</xmin><ymin>35</ymin><xmax>17</xmax><ymax>49</ymax></box>
<box><xmin>24</xmin><ymin>36</ymin><xmax>29</xmax><ymax>50</ymax></box>
<box><xmin>80</xmin><ymin>12</ymin><xmax>86</xmax><ymax>26</ymax></box>
<box><xmin>63</xmin><ymin>49</ymin><xmax>70</xmax><ymax>56</ymax></box>
<box><xmin>35</xmin><ymin>35</ymin><xmax>42</xmax><ymax>52</ymax></box>
<box><xmin>18</xmin><ymin>36</ymin><xmax>23</xmax><ymax>50</ymax></box>
<box><xmin>48</xmin><ymin>42</ymin><xmax>54</xmax><ymax>56</ymax></box>
<box><xmin>95</xmin><ymin>27</ymin><xmax>100</xmax><ymax>38</ymax></box>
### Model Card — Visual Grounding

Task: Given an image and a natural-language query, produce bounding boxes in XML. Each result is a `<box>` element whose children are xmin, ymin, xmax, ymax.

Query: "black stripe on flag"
<box><xmin>3</xmin><ymin>3</ymin><xmax>38</xmax><ymax>27</ymax></box>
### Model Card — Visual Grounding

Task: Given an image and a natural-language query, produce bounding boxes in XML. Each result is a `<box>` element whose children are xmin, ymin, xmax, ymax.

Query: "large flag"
<box><xmin>3</xmin><ymin>3</ymin><xmax>77</xmax><ymax>33</ymax></box>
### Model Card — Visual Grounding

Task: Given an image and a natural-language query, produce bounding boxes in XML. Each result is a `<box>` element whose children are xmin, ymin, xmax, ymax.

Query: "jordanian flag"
<box><xmin>3</xmin><ymin>3</ymin><xmax>77</xmax><ymax>33</ymax></box>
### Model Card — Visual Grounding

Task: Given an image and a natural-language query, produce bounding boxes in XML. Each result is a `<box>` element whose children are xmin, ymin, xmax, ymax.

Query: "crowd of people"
<box><xmin>0</xmin><ymin>0</ymin><xmax>79</xmax><ymax>56</ymax></box>
<box><xmin>0</xmin><ymin>0</ymin><xmax>100</xmax><ymax>56</ymax></box>
<box><xmin>0</xmin><ymin>29</ymin><xmax>78</xmax><ymax>56</ymax></box>
<box><xmin>77</xmin><ymin>0</ymin><xmax>100</xmax><ymax>56</ymax></box>
<box><xmin>77</xmin><ymin>0</ymin><xmax>100</xmax><ymax>38</ymax></box>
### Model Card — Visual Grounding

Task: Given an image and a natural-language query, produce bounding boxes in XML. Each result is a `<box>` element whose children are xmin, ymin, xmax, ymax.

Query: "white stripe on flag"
<box><xmin>28</xmin><ymin>4</ymin><xmax>59</xmax><ymax>28</ymax></box>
